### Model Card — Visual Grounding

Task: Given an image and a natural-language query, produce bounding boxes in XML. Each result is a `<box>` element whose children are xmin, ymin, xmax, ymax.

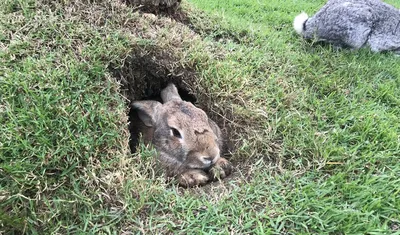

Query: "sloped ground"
<box><xmin>0</xmin><ymin>0</ymin><xmax>249</xmax><ymax>233</ymax></box>
<box><xmin>1</xmin><ymin>0</ymin><xmax>400</xmax><ymax>233</ymax></box>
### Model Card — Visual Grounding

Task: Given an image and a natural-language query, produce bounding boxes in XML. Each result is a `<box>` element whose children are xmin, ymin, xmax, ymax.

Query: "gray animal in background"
<box><xmin>293</xmin><ymin>0</ymin><xmax>400</xmax><ymax>54</ymax></box>
<box><xmin>132</xmin><ymin>83</ymin><xmax>232</xmax><ymax>187</ymax></box>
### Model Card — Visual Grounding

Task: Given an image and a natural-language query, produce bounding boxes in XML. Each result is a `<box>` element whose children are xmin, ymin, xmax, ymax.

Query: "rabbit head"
<box><xmin>132</xmin><ymin>83</ymin><xmax>223</xmax><ymax>176</ymax></box>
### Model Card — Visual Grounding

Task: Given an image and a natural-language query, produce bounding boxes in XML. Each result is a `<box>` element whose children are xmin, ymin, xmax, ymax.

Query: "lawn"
<box><xmin>1</xmin><ymin>0</ymin><xmax>399</xmax><ymax>234</ymax></box>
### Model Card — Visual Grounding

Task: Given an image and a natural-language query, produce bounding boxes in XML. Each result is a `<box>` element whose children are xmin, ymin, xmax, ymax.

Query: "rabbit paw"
<box><xmin>178</xmin><ymin>169</ymin><xmax>209</xmax><ymax>187</ymax></box>
<box><xmin>209</xmin><ymin>158</ymin><xmax>232</xmax><ymax>181</ymax></box>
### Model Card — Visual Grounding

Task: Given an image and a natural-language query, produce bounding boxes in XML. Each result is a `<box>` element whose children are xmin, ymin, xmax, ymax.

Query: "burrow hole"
<box><xmin>110</xmin><ymin>50</ymin><xmax>234</xmax><ymax>156</ymax></box>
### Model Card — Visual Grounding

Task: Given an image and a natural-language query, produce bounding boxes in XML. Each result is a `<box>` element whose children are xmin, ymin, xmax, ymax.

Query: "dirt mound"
<box><xmin>123</xmin><ymin>0</ymin><xmax>181</xmax><ymax>14</ymax></box>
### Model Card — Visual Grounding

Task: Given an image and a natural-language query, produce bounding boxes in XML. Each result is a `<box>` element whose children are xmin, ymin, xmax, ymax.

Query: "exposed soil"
<box><xmin>122</xmin><ymin>0</ymin><xmax>181</xmax><ymax>15</ymax></box>
<box><xmin>122</xmin><ymin>0</ymin><xmax>245</xmax><ymax>46</ymax></box>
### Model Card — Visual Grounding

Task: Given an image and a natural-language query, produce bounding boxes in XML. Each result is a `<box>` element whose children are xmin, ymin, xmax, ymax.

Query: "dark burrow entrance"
<box><xmin>110</xmin><ymin>48</ymin><xmax>235</xmax><ymax>158</ymax></box>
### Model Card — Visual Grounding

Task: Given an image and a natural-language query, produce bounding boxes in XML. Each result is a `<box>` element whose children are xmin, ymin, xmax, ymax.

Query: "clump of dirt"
<box><xmin>122</xmin><ymin>0</ymin><xmax>195</xmax><ymax>32</ymax></box>
<box><xmin>121</xmin><ymin>0</ymin><xmax>246</xmax><ymax>45</ymax></box>
<box><xmin>123</xmin><ymin>0</ymin><xmax>181</xmax><ymax>15</ymax></box>
<box><xmin>110</xmin><ymin>47</ymin><xmax>235</xmax><ymax>157</ymax></box>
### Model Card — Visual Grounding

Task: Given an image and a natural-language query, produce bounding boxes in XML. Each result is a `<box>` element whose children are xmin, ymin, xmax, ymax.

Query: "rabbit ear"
<box><xmin>132</xmin><ymin>100</ymin><xmax>162</xmax><ymax>127</ymax></box>
<box><xmin>161</xmin><ymin>83</ymin><xmax>182</xmax><ymax>103</ymax></box>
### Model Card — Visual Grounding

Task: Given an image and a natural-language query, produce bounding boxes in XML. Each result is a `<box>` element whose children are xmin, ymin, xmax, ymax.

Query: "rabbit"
<box><xmin>293</xmin><ymin>0</ymin><xmax>400</xmax><ymax>54</ymax></box>
<box><xmin>131</xmin><ymin>83</ymin><xmax>232</xmax><ymax>187</ymax></box>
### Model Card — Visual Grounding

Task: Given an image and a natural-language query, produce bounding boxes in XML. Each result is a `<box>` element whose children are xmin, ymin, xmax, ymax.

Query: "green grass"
<box><xmin>1</xmin><ymin>0</ymin><xmax>400</xmax><ymax>234</ymax></box>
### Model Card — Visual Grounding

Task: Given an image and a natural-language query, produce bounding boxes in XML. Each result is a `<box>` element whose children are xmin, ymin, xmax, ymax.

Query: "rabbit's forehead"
<box><xmin>162</xmin><ymin>101</ymin><xmax>210</xmax><ymax>129</ymax></box>
<box><xmin>163</xmin><ymin>101</ymin><xmax>207</xmax><ymax>119</ymax></box>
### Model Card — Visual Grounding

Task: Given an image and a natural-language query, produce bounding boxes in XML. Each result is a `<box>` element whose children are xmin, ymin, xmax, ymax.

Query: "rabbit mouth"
<box><xmin>187</xmin><ymin>162</ymin><xmax>213</xmax><ymax>171</ymax></box>
<box><xmin>202</xmin><ymin>164</ymin><xmax>213</xmax><ymax>171</ymax></box>
<box><xmin>186</xmin><ymin>155</ymin><xmax>216</xmax><ymax>170</ymax></box>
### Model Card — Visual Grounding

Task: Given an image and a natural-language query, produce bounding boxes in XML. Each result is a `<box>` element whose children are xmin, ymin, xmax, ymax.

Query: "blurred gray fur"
<box><xmin>293</xmin><ymin>0</ymin><xmax>400</xmax><ymax>54</ymax></box>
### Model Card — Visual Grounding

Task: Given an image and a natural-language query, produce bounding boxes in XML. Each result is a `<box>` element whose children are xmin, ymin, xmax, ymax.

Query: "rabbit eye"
<box><xmin>170</xmin><ymin>128</ymin><xmax>182</xmax><ymax>139</ymax></box>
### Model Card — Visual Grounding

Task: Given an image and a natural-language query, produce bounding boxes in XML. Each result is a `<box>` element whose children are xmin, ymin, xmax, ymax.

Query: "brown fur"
<box><xmin>132</xmin><ymin>83</ymin><xmax>232</xmax><ymax>187</ymax></box>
